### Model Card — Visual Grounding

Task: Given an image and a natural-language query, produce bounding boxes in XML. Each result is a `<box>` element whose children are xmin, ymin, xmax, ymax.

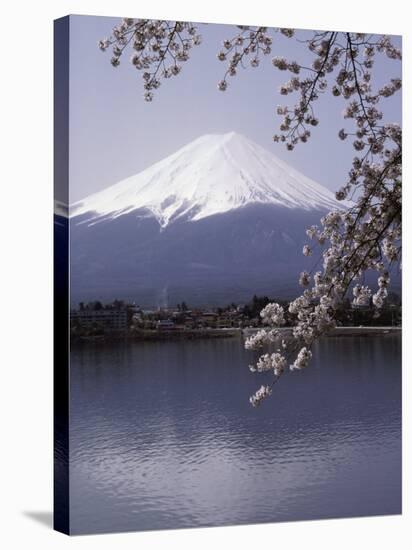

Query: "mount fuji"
<box><xmin>70</xmin><ymin>132</ymin><xmax>345</xmax><ymax>306</ymax></box>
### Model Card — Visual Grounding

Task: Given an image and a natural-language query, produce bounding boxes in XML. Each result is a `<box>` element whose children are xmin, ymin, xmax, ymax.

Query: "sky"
<box><xmin>67</xmin><ymin>15</ymin><xmax>401</xmax><ymax>204</ymax></box>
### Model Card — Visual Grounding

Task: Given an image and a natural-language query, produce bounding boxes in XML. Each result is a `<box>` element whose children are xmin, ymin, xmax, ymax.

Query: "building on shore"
<box><xmin>156</xmin><ymin>319</ymin><xmax>178</xmax><ymax>331</ymax></box>
<box><xmin>70</xmin><ymin>308</ymin><xmax>128</xmax><ymax>331</ymax></box>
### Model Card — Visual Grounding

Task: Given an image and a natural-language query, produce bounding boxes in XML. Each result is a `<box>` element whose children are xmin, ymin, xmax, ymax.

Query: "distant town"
<box><xmin>70</xmin><ymin>293</ymin><xmax>402</xmax><ymax>342</ymax></box>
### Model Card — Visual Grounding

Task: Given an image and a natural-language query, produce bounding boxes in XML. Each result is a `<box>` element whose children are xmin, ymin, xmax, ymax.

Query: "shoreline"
<box><xmin>71</xmin><ymin>326</ymin><xmax>401</xmax><ymax>344</ymax></box>
<box><xmin>71</xmin><ymin>328</ymin><xmax>240</xmax><ymax>344</ymax></box>
<box><xmin>243</xmin><ymin>326</ymin><xmax>401</xmax><ymax>337</ymax></box>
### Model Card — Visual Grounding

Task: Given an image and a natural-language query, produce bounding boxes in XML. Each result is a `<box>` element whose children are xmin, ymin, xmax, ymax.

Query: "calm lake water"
<box><xmin>69</xmin><ymin>334</ymin><xmax>401</xmax><ymax>535</ymax></box>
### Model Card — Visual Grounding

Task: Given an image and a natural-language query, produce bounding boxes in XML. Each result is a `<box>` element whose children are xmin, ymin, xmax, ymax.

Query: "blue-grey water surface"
<box><xmin>70</xmin><ymin>334</ymin><xmax>401</xmax><ymax>534</ymax></box>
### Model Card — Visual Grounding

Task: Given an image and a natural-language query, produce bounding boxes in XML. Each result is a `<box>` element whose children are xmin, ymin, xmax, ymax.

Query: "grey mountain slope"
<box><xmin>70</xmin><ymin>204</ymin><xmax>327</xmax><ymax>306</ymax></box>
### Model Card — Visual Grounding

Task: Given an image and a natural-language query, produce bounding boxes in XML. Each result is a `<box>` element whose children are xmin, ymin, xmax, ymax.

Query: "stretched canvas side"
<box><xmin>53</xmin><ymin>15</ymin><xmax>70</xmax><ymax>536</ymax></box>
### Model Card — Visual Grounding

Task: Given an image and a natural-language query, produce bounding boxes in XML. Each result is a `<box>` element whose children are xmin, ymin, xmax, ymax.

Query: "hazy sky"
<box><xmin>68</xmin><ymin>15</ymin><xmax>401</xmax><ymax>204</ymax></box>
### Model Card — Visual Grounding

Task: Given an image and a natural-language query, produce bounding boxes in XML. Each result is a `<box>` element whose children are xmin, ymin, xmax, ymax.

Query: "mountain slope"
<box><xmin>71</xmin><ymin>132</ymin><xmax>343</xmax><ymax>228</ymax></box>
<box><xmin>70</xmin><ymin>133</ymin><xmax>346</xmax><ymax>306</ymax></box>
<box><xmin>70</xmin><ymin>204</ymin><xmax>328</xmax><ymax>306</ymax></box>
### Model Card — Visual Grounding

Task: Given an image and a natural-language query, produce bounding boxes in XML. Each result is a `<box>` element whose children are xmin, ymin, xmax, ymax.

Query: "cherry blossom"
<box><xmin>99</xmin><ymin>19</ymin><xmax>202</xmax><ymax>101</ymax></box>
<box><xmin>249</xmin><ymin>385</ymin><xmax>273</xmax><ymax>407</ymax></box>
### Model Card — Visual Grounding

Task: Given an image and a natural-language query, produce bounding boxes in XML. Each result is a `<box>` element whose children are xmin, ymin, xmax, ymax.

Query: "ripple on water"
<box><xmin>69</xmin><ymin>335</ymin><xmax>401</xmax><ymax>534</ymax></box>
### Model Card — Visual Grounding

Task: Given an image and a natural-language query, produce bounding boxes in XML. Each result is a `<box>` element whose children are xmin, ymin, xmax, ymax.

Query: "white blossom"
<box><xmin>272</xmin><ymin>56</ymin><xmax>288</xmax><ymax>70</ymax></box>
<box><xmin>249</xmin><ymin>352</ymin><xmax>287</xmax><ymax>376</ymax></box>
<box><xmin>352</xmin><ymin>285</ymin><xmax>372</xmax><ymax>306</ymax></box>
<box><xmin>338</xmin><ymin>128</ymin><xmax>348</xmax><ymax>140</ymax></box>
<box><xmin>260</xmin><ymin>303</ymin><xmax>286</xmax><ymax>326</ymax></box>
<box><xmin>299</xmin><ymin>271</ymin><xmax>310</xmax><ymax>287</ymax></box>
<box><xmin>303</xmin><ymin>244</ymin><xmax>312</xmax><ymax>256</ymax></box>
<box><xmin>249</xmin><ymin>385</ymin><xmax>272</xmax><ymax>407</ymax></box>
<box><xmin>245</xmin><ymin>329</ymin><xmax>279</xmax><ymax>350</ymax></box>
<box><xmin>372</xmin><ymin>288</ymin><xmax>388</xmax><ymax>308</ymax></box>
<box><xmin>218</xmin><ymin>80</ymin><xmax>228</xmax><ymax>91</ymax></box>
<box><xmin>290</xmin><ymin>347</ymin><xmax>313</xmax><ymax>371</ymax></box>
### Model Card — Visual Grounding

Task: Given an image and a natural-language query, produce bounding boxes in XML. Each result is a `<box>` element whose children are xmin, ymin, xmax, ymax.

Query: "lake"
<box><xmin>69</xmin><ymin>334</ymin><xmax>401</xmax><ymax>534</ymax></box>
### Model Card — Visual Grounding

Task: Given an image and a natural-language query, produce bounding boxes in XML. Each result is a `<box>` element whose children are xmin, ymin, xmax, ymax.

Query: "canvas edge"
<box><xmin>53</xmin><ymin>14</ymin><xmax>70</xmax><ymax>536</ymax></box>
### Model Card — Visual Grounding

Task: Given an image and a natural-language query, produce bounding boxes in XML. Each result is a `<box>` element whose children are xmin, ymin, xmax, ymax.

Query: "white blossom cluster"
<box><xmin>290</xmin><ymin>347</ymin><xmax>312</xmax><ymax>371</ymax></box>
<box><xmin>99</xmin><ymin>18</ymin><xmax>201</xmax><ymax>100</ymax></box>
<box><xmin>249</xmin><ymin>384</ymin><xmax>273</xmax><ymax>407</ymax></box>
<box><xmin>299</xmin><ymin>271</ymin><xmax>310</xmax><ymax>287</ymax></box>
<box><xmin>372</xmin><ymin>273</ymin><xmax>390</xmax><ymax>308</ymax></box>
<box><xmin>244</xmin><ymin>328</ymin><xmax>279</xmax><ymax>350</ymax></box>
<box><xmin>352</xmin><ymin>284</ymin><xmax>372</xmax><ymax>306</ymax></box>
<box><xmin>302</xmin><ymin>244</ymin><xmax>312</xmax><ymax>256</ymax></box>
<box><xmin>249</xmin><ymin>352</ymin><xmax>287</xmax><ymax>376</ymax></box>
<box><xmin>259</xmin><ymin>302</ymin><xmax>286</xmax><ymax>326</ymax></box>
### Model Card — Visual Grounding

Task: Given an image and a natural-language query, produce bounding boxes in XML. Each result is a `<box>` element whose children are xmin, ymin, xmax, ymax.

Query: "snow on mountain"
<box><xmin>71</xmin><ymin>132</ymin><xmax>344</xmax><ymax>228</ymax></box>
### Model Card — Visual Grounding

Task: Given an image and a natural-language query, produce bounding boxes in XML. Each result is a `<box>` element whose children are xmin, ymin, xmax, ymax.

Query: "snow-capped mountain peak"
<box><xmin>71</xmin><ymin>132</ymin><xmax>344</xmax><ymax>227</ymax></box>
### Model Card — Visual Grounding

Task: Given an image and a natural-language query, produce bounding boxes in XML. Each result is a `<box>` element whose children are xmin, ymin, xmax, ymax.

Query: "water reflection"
<box><xmin>70</xmin><ymin>334</ymin><xmax>401</xmax><ymax>534</ymax></box>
